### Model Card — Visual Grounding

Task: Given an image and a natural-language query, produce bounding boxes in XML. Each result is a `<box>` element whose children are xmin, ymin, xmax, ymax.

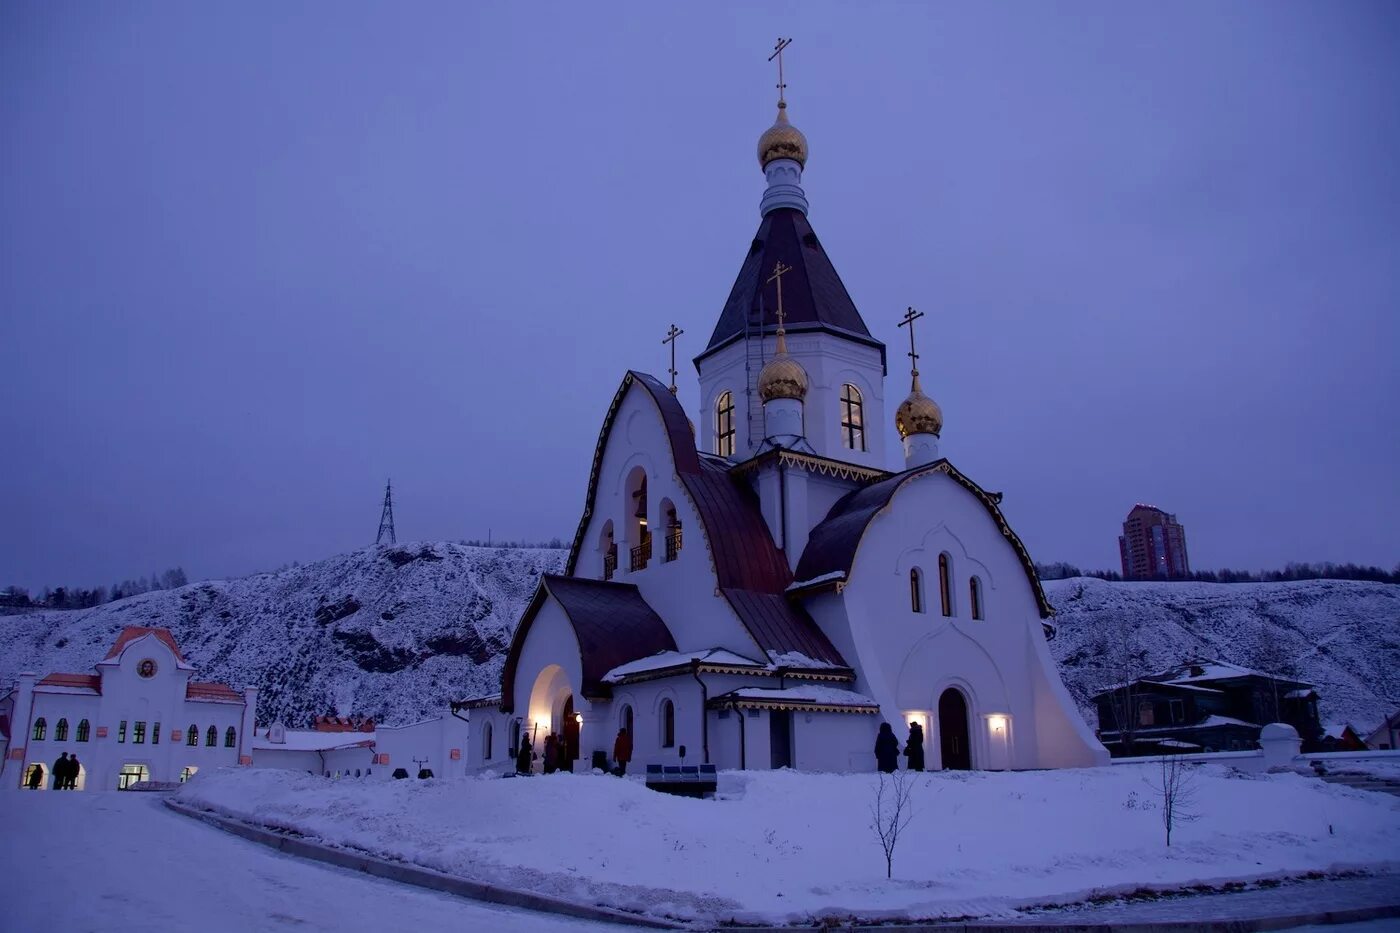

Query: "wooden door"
<box><xmin>938</xmin><ymin>689</ymin><xmax>972</xmax><ymax>770</ymax></box>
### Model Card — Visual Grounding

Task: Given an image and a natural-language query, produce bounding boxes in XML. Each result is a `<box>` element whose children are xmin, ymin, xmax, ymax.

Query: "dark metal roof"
<box><xmin>696</xmin><ymin>208</ymin><xmax>882</xmax><ymax>365</ymax></box>
<box><xmin>794</xmin><ymin>459</ymin><xmax>1055</xmax><ymax>619</ymax></box>
<box><xmin>501</xmin><ymin>575</ymin><xmax>676</xmax><ymax>711</ymax></box>
<box><xmin>562</xmin><ymin>371</ymin><xmax>849</xmax><ymax>669</ymax></box>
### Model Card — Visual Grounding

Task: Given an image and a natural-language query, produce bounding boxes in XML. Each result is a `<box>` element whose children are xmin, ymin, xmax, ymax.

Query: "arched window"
<box><xmin>620</xmin><ymin>704</ymin><xmax>634</xmax><ymax>738</ymax></box>
<box><xmin>599</xmin><ymin>519</ymin><xmax>617</xmax><ymax>580</ymax></box>
<box><xmin>32</xmin><ymin>718</ymin><xmax>47</xmax><ymax>741</ymax></box>
<box><xmin>715</xmin><ymin>391</ymin><xmax>736</xmax><ymax>457</ymax></box>
<box><xmin>910</xmin><ymin>568</ymin><xmax>924</xmax><ymax>613</ymax></box>
<box><xmin>205</xmin><ymin>726</ymin><xmax>217</xmax><ymax>747</ymax></box>
<box><xmin>660</xmin><ymin>699</ymin><xmax>675</xmax><ymax>748</ymax></box>
<box><xmin>76</xmin><ymin>719</ymin><xmax>90</xmax><ymax>742</ymax></box>
<box><xmin>938</xmin><ymin>553</ymin><xmax>953</xmax><ymax>617</ymax></box>
<box><xmin>179</xmin><ymin>767</ymin><xmax>196</xmax><ymax>783</ymax></box>
<box><xmin>482</xmin><ymin>721</ymin><xmax>494</xmax><ymax>760</ymax></box>
<box><xmin>187</xmin><ymin>724</ymin><xmax>199</xmax><ymax>746</ymax></box>
<box><xmin>509</xmin><ymin>719</ymin><xmax>521</xmax><ymax>754</ymax></box>
<box><xmin>153</xmin><ymin>721</ymin><xmax>161</xmax><ymax>745</ymax></box>
<box><xmin>225</xmin><ymin>727</ymin><xmax>237</xmax><ymax>748</ymax></box>
<box><xmin>839</xmin><ymin>384</ymin><xmax>866</xmax><ymax>451</ymax></box>
<box><xmin>55</xmin><ymin>718</ymin><xmax>69</xmax><ymax>741</ymax></box>
<box><xmin>969</xmin><ymin>576</ymin><xmax>984</xmax><ymax>620</ymax></box>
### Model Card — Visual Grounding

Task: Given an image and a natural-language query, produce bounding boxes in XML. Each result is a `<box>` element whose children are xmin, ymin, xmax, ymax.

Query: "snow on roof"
<box><xmin>1162</xmin><ymin>660</ymin><xmax>1290</xmax><ymax>684</ymax></box>
<box><xmin>1199</xmin><ymin>714</ymin><xmax>1259</xmax><ymax>728</ymax></box>
<box><xmin>765</xmin><ymin>650</ymin><xmax>836</xmax><ymax>670</ymax></box>
<box><xmin>1285</xmin><ymin>688</ymin><xmax>1316</xmax><ymax>699</ymax></box>
<box><xmin>785</xmin><ymin>570</ymin><xmax>846</xmax><ymax>592</ymax></box>
<box><xmin>1321</xmin><ymin>723</ymin><xmax>1355</xmax><ymax>739</ymax></box>
<box><xmin>186</xmin><ymin>682</ymin><xmax>244</xmax><ymax>704</ymax></box>
<box><xmin>1156</xmin><ymin>738</ymin><xmax>1202</xmax><ymax>749</ymax></box>
<box><xmin>252</xmin><ymin>727</ymin><xmax>375</xmax><ymax>752</ymax></box>
<box><xmin>1140</xmin><ymin>680</ymin><xmax>1225</xmax><ymax>695</ymax></box>
<box><xmin>717</xmin><ymin>685</ymin><xmax>879</xmax><ymax>712</ymax></box>
<box><xmin>602</xmin><ymin>648</ymin><xmax>766</xmax><ymax>683</ymax></box>
<box><xmin>376</xmin><ymin>716</ymin><xmax>442</xmax><ymax>733</ymax></box>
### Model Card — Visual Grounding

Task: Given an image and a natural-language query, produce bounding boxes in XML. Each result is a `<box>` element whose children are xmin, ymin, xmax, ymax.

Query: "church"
<box><xmin>460</xmin><ymin>62</ymin><xmax>1107</xmax><ymax>775</ymax></box>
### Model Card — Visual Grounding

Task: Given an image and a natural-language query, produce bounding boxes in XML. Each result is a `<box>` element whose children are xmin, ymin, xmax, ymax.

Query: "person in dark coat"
<box><xmin>27</xmin><ymin>763</ymin><xmax>43</xmax><ymax>789</ymax></box>
<box><xmin>903</xmin><ymin>722</ymin><xmax>926</xmax><ymax>771</ymax></box>
<box><xmin>875</xmin><ymin>722</ymin><xmax>899</xmax><ymax>773</ymax></box>
<box><xmin>67</xmin><ymin>755</ymin><xmax>81</xmax><ymax>790</ymax></box>
<box><xmin>53</xmin><ymin>753</ymin><xmax>70</xmax><ymax>790</ymax></box>
<box><xmin>542</xmin><ymin>733</ymin><xmax>558</xmax><ymax>774</ymax></box>
<box><xmin>515</xmin><ymin>735</ymin><xmax>534</xmax><ymax>775</ymax></box>
<box><xmin>612</xmin><ymin>727</ymin><xmax>633</xmax><ymax>776</ymax></box>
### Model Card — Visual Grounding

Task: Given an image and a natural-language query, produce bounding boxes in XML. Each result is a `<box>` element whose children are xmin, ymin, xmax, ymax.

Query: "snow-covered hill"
<box><xmin>0</xmin><ymin>543</ymin><xmax>565</xmax><ymax>727</ymax></box>
<box><xmin>4</xmin><ymin>549</ymin><xmax>1396</xmax><ymax>734</ymax></box>
<box><xmin>1045</xmin><ymin>576</ymin><xmax>1400</xmax><ymax>734</ymax></box>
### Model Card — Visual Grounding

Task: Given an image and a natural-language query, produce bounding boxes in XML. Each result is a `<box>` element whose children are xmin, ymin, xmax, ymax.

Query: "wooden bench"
<box><xmin>645</xmin><ymin>763</ymin><xmax>717</xmax><ymax>798</ymax></box>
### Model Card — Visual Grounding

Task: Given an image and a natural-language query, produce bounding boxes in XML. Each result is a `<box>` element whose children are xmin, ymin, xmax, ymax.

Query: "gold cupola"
<box><xmin>758</xmin><ymin>333</ymin><xmax>809</xmax><ymax>402</ymax></box>
<box><xmin>757</xmin><ymin>102</ymin><xmax>809</xmax><ymax>169</ymax></box>
<box><xmin>895</xmin><ymin>373</ymin><xmax>943</xmax><ymax>439</ymax></box>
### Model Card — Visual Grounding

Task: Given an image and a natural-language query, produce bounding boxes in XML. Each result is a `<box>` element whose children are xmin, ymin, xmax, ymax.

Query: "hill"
<box><xmin>0</xmin><ymin>543</ymin><xmax>564</xmax><ymax>727</ymax></box>
<box><xmin>4</xmin><ymin>549</ymin><xmax>1396</xmax><ymax>734</ymax></box>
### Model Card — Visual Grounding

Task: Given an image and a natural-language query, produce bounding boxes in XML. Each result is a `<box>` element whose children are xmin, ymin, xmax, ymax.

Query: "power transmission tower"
<box><xmin>376</xmin><ymin>479</ymin><xmax>396</xmax><ymax>546</ymax></box>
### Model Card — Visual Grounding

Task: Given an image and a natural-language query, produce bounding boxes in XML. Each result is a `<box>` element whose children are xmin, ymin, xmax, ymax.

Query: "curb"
<box><xmin>163</xmin><ymin>799</ymin><xmax>684</xmax><ymax>929</ymax></box>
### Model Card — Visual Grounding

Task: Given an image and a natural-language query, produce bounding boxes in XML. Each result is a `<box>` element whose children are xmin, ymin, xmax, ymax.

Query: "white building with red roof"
<box><xmin>0</xmin><ymin>626</ymin><xmax>256</xmax><ymax>791</ymax></box>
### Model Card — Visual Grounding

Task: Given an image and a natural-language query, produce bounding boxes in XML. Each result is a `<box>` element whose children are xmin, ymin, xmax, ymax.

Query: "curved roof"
<box><xmin>562</xmin><ymin>371</ymin><xmax>848</xmax><ymax>669</ymax></box>
<box><xmin>793</xmin><ymin>460</ymin><xmax>1054</xmax><ymax>619</ymax></box>
<box><xmin>102</xmin><ymin>626</ymin><xmax>189</xmax><ymax>666</ymax></box>
<box><xmin>697</xmin><ymin>209</ymin><xmax>883</xmax><ymax>365</ymax></box>
<box><xmin>501</xmin><ymin>574</ymin><xmax>676</xmax><ymax>711</ymax></box>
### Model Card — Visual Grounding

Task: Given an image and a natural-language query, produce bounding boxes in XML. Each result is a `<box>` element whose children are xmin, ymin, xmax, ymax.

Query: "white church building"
<box><xmin>460</xmin><ymin>80</ymin><xmax>1108</xmax><ymax>775</ymax></box>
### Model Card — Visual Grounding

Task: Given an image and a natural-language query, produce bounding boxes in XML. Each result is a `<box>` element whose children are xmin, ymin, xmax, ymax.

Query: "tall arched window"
<box><xmin>910</xmin><ymin>568</ymin><xmax>924</xmax><ymax>613</ymax></box>
<box><xmin>938</xmin><ymin>552</ymin><xmax>953</xmax><ymax>617</ymax></box>
<box><xmin>620</xmin><ymin>704</ymin><xmax>634</xmax><ymax>737</ymax></box>
<box><xmin>482</xmin><ymin>721</ymin><xmax>493</xmax><ymax>760</ymax></box>
<box><xmin>187</xmin><ymin>724</ymin><xmax>198</xmax><ymax>746</ymax></box>
<box><xmin>839</xmin><ymin>384</ymin><xmax>866</xmax><ymax>451</ymax></box>
<box><xmin>660</xmin><ymin>699</ymin><xmax>675</xmax><ymax>748</ymax></box>
<box><xmin>205</xmin><ymin>726</ymin><xmax>217</xmax><ymax>747</ymax></box>
<box><xmin>509</xmin><ymin>719</ymin><xmax>521</xmax><ymax>754</ymax></box>
<box><xmin>969</xmin><ymin>576</ymin><xmax>984</xmax><ymax>620</ymax></box>
<box><xmin>76</xmin><ymin>719</ymin><xmax>90</xmax><ymax>742</ymax></box>
<box><xmin>153</xmin><ymin>721</ymin><xmax>161</xmax><ymax>745</ymax></box>
<box><xmin>55</xmin><ymin>718</ymin><xmax>69</xmax><ymax>741</ymax></box>
<box><xmin>715</xmin><ymin>391</ymin><xmax>736</xmax><ymax>457</ymax></box>
<box><xmin>225</xmin><ymin>727</ymin><xmax>237</xmax><ymax>748</ymax></box>
<box><xmin>32</xmin><ymin>718</ymin><xmax>47</xmax><ymax>741</ymax></box>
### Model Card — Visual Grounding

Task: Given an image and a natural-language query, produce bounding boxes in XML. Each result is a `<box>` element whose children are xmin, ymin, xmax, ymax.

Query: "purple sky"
<box><xmin>3</xmin><ymin>3</ymin><xmax>1398</xmax><ymax>591</ymax></box>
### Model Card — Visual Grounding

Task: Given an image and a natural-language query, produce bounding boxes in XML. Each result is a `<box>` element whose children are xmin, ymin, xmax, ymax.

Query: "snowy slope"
<box><xmin>0</xmin><ymin>543</ymin><xmax>565</xmax><ymax>727</ymax></box>
<box><xmin>1045</xmin><ymin>576</ymin><xmax>1400</xmax><ymax>733</ymax></box>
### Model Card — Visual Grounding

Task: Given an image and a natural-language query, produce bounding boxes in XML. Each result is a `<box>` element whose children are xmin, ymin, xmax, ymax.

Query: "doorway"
<box><xmin>769</xmin><ymin>710</ymin><xmax>793</xmax><ymax>769</ymax></box>
<box><xmin>117</xmin><ymin>763</ymin><xmax>150</xmax><ymax>790</ymax></box>
<box><xmin>561</xmin><ymin>695</ymin><xmax>580</xmax><ymax>771</ymax></box>
<box><xmin>938</xmin><ymin>688</ymin><xmax>972</xmax><ymax>770</ymax></box>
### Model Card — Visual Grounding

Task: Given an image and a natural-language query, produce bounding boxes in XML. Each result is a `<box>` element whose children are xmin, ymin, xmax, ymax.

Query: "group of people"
<box><xmin>29</xmin><ymin>751</ymin><xmax>82</xmax><ymax>789</ymax></box>
<box><xmin>875</xmin><ymin>721</ymin><xmax>925</xmax><ymax>772</ymax></box>
<box><xmin>513</xmin><ymin>726</ymin><xmax>633</xmax><ymax>777</ymax></box>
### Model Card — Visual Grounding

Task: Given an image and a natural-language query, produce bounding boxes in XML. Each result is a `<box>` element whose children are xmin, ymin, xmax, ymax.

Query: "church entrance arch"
<box><xmin>938</xmin><ymin>688</ymin><xmax>972</xmax><ymax>770</ymax></box>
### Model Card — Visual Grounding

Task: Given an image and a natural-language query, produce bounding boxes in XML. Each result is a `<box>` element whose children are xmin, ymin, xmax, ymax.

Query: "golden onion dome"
<box><xmin>758</xmin><ymin>352</ymin><xmax>809</xmax><ymax>402</ymax></box>
<box><xmin>757</xmin><ymin>102</ymin><xmax>808</xmax><ymax>169</ymax></box>
<box><xmin>895</xmin><ymin>377</ymin><xmax>943</xmax><ymax>439</ymax></box>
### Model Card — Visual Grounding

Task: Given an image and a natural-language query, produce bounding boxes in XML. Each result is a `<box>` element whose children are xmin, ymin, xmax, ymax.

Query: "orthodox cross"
<box><xmin>768</xmin><ymin>37</ymin><xmax>793</xmax><ymax>104</ymax></box>
<box><xmin>767</xmin><ymin>261</ymin><xmax>792</xmax><ymax>333</ymax></box>
<box><xmin>897</xmin><ymin>306</ymin><xmax>925</xmax><ymax>380</ymax></box>
<box><xmin>662</xmin><ymin>323</ymin><xmax>684</xmax><ymax>394</ymax></box>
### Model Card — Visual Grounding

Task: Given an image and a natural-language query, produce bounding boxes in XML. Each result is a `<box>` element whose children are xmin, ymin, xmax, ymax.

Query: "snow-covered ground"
<box><xmin>0</xmin><ymin>789</ymin><xmax>630</xmax><ymax>933</ymax></box>
<box><xmin>176</xmin><ymin>763</ymin><xmax>1400</xmax><ymax>926</ymax></box>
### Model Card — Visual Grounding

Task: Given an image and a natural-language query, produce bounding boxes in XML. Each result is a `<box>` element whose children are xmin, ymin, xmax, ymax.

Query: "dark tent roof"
<box><xmin>501</xmin><ymin>575</ymin><xmax>676</xmax><ymax>710</ymax></box>
<box><xmin>562</xmin><ymin>371</ymin><xmax>849</xmax><ymax>669</ymax></box>
<box><xmin>794</xmin><ymin>460</ymin><xmax>1055</xmax><ymax>619</ymax></box>
<box><xmin>697</xmin><ymin>208</ymin><xmax>882</xmax><ymax>365</ymax></box>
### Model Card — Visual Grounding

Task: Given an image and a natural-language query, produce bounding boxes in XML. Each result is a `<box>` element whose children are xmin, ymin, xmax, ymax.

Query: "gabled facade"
<box><xmin>0</xmin><ymin>627</ymin><xmax>256</xmax><ymax>791</ymax></box>
<box><xmin>462</xmin><ymin>77</ymin><xmax>1105</xmax><ymax>775</ymax></box>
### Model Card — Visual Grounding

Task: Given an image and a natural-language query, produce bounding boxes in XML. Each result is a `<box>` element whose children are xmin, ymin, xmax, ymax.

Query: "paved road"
<box><xmin>1</xmin><ymin>791</ymin><xmax>633</xmax><ymax>932</ymax></box>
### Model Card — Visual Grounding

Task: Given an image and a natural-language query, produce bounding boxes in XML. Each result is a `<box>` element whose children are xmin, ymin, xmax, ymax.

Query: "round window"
<box><xmin>137</xmin><ymin>659</ymin><xmax>157</xmax><ymax>678</ymax></box>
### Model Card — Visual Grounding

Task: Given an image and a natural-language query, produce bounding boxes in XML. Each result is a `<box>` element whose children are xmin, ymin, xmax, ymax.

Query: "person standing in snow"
<box><xmin>904</xmin><ymin>722</ymin><xmax>926</xmax><ymax>772</ymax></box>
<box><xmin>543</xmin><ymin>733</ymin><xmax>559</xmax><ymax>774</ymax></box>
<box><xmin>515</xmin><ymin>735</ymin><xmax>533</xmax><ymax>775</ymax></box>
<box><xmin>612</xmin><ymin>727</ymin><xmax>632</xmax><ymax>776</ymax></box>
<box><xmin>875</xmin><ymin>722</ymin><xmax>899</xmax><ymax>773</ymax></box>
<box><xmin>67</xmin><ymin>754</ymin><xmax>81</xmax><ymax>789</ymax></box>
<box><xmin>53</xmin><ymin>753</ymin><xmax>70</xmax><ymax>790</ymax></box>
<box><xmin>26</xmin><ymin>764</ymin><xmax>43</xmax><ymax>789</ymax></box>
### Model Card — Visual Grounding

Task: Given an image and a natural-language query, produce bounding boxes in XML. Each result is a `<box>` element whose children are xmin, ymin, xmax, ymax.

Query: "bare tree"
<box><xmin>1101</xmin><ymin>630</ymin><xmax>1151</xmax><ymax>757</ymax></box>
<box><xmin>1151</xmin><ymin>754</ymin><xmax>1198</xmax><ymax>846</ymax></box>
<box><xmin>870</xmin><ymin>770</ymin><xmax>916</xmax><ymax>879</ymax></box>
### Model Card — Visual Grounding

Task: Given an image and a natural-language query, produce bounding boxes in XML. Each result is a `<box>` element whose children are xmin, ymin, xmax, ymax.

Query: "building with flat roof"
<box><xmin>1119</xmin><ymin>504</ymin><xmax>1190</xmax><ymax>579</ymax></box>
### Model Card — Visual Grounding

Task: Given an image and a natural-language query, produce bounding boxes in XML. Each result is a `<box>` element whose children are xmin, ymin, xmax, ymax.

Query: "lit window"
<box><xmin>187</xmin><ymin>724</ymin><xmax>198</xmax><ymax>747</ymax></box>
<box><xmin>840</xmin><ymin>384</ymin><xmax>866</xmax><ymax>451</ymax></box>
<box><xmin>969</xmin><ymin>576</ymin><xmax>984</xmax><ymax>620</ymax></box>
<box><xmin>910</xmin><ymin>568</ymin><xmax>924</xmax><ymax>613</ymax></box>
<box><xmin>938</xmin><ymin>553</ymin><xmax>953</xmax><ymax>617</ymax></box>
<box><xmin>55</xmin><ymin>718</ymin><xmax>69</xmax><ymax>742</ymax></box>
<box><xmin>205</xmin><ymin>726</ymin><xmax>217</xmax><ymax>747</ymax></box>
<box><xmin>133</xmin><ymin>721</ymin><xmax>146</xmax><ymax>744</ymax></box>
<box><xmin>661</xmin><ymin>699</ymin><xmax>675</xmax><ymax>748</ymax></box>
<box><xmin>179</xmin><ymin>767</ymin><xmax>197</xmax><ymax>784</ymax></box>
<box><xmin>32</xmin><ymin>718</ymin><xmax>46</xmax><ymax>741</ymax></box>
<box><xmin>118</xmin><ymin>720</ymin><xmax>127</xmax><ymax>743</ymax></box>
<box><xmin>76</xmin><ymin>719</ymin><xmax>90</xmax><ymax>743</ymax></box>
<box><xmin>715</xmin><ymin>391</ymin><xmax>735</xmax><ymax>457</ymax></box>
<box><xmin>1138</xmin><ymin>702</ymin><xmax>1155</xmax><ymax>726</ymax></box>
<box><xmin>225</xmin><ymin>727</ymin><xmax>237</xmax><ymax>748</ymax></box>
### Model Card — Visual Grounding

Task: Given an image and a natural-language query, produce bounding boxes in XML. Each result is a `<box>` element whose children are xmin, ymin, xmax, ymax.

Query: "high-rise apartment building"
<box><xmin>1119</xmin><ymin>504</ymin><xmax>1190</xmax><ymax>579</ymax></box>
